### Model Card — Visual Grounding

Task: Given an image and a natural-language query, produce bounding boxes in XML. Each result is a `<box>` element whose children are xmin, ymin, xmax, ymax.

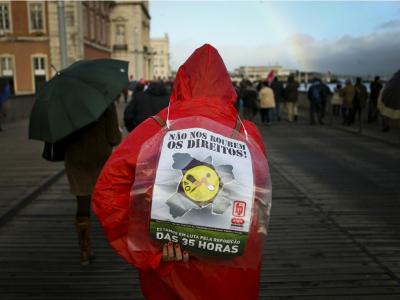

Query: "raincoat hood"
<box><xmin>170</xmin><ymin>44</ymin><xmax>237</xmax><ymax>106</ymax></box>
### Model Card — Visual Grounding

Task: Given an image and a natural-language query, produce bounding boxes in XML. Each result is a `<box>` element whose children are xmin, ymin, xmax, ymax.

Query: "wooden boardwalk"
<box><xmin>0</xmin><ymin>119</ymin><xmax>63</xmax><ymax>222</ymax></box>
<box><xmin>262</xmin><ymin>121</ymin><xmax>400</xmax><ymax>299</ymax></box>
<box><xmin>1</xmin><ymin>118</ymin><xmax>400</xmax><ymax>299</ymax></box>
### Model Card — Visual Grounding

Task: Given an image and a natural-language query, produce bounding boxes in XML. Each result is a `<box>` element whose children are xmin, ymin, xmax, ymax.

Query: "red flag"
<box><xmin>266</xmin><ymin>70</ymin><xmax>275</xmax><ymax>84</ymax></box>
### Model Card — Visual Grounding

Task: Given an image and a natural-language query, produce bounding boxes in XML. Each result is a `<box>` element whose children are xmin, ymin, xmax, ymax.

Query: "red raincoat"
<box><xmin>93</xmin><ymin>44</ymin><xmax>268</xmax><ymax>300</ymax></box>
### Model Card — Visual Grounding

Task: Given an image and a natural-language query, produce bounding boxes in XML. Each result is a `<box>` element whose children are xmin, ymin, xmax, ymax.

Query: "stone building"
<box><xmin>235</xmin><ymin>65</ymin><xmax>283</xmax><ymax>82</ymax></box>
<box><xmin>150</xmin><ymin>33</ymin><xmax>170</xmax><ymax>79</ymax></box>
<box><xmin>0</xmin><ymin>1</ymin><xmax>113</xmax><ymax>95</ymax></box>
<box><xmin>233</xmin><ymin>65</ymin><xmax>306</xmax><ymax>82</ymax></box>
<box><xmin>110</xmin><ymin>0</ymin><xmax>153</xmax><ymax>80</ymax></box>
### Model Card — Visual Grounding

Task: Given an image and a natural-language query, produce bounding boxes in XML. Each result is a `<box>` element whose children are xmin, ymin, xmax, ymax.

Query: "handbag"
<box><xmin>42</xmin><ymin>139</ymin><xmax>69</xmax><ymax>162</ymax></box>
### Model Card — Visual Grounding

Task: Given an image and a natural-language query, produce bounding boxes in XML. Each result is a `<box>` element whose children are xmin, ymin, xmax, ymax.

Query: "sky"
<box><xmin>150</xmin><ymin>1</ymin><xmax>400</xmax><ymax>76</ymax></box>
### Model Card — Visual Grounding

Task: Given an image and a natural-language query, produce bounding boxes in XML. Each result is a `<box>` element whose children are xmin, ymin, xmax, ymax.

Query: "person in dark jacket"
<box><xmin>368</xmin><ymin>76</ymin><xmax>383</xmax><ymax>123</ymax></box>
<box><xmin>0</xmin><ymin>78</ymin><xmax>11</xmax><ymax>132</ymax></box>
<box><xmin>232</xmin><ymin>81</ymin><xmax>241</xmax><ymax>113</ymax></box>
<box><xmin>283</xmin><ymin>75</ymin><xmax>299</xmax><ymax>122</ymax></box>
<box><xmin>319</xmin><ymin>80</ymin><xmax>332</xmax><ymax>123</ymax></box>
<box><xmin>308</xmin><ymin>78</ymin><xmax>323</xmax><ymax>125</ymax></box>
<box><xmin>64</xmin><ymin>102</ymin><xmax>121</xmax><ymax>265</ymax></box>
<box><xmin>308</xmin><ymin>78</ymin><xmax>331</xmax><ymax>125</ymax></box>
<box><xmin>242</xmin><ymin>84</ymin><xmax>259</xmax><ymax>121</ymax></box>
<box><xmin>271</xmin><ymin>77</ymin><xmax>284</xmax><ymax>121</ymax></box>
<box><xmin>124</xmin><ymin>81</ymin><xmax>170</xmax><ymax>132</ymax></box>
<box><xmin>351</xmin><ymin>77</ymin><xmax>368</xmax><ymax>125</ymax></box>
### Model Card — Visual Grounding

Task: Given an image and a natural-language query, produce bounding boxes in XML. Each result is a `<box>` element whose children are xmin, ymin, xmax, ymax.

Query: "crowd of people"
<box><xmin>330</xmin><ymin>76</ymin><xmax>386</xmax><ymax>130</ymax></box>
<box><xmin>229</xmin><ymin>75</ymin><xmax>388</xmax><ymax>132</ymax></box>
<box><xmin>233</xmin><ymin>76</ymin><xmax>299</xmax><ymax>126</ymax></box>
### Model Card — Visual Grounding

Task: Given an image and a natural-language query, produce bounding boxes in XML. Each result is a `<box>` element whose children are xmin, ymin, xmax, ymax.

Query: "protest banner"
<box><xmin>150</xmin><ymin>128</ymin><xmax>254</xmax><ymax>257</ymax></box>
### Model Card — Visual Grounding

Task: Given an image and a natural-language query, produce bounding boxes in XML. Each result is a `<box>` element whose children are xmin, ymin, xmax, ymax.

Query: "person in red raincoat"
<box><xmin>93</xmin><ymin>44</ymin><xmax>270</xmax><ymax>300</ymax></box>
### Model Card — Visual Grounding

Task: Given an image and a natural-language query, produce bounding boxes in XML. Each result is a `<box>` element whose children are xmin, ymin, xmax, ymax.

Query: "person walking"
<box><xmin>0</xmin><ymin>78</ymin><xmax>11</xmax><ymax>132</ymax></box>
<box><xmin>284</xmin><ymin>74</ymin><xmax>300</xmax><ymax>122</ymax></box>
<box><xmin>340</xmin><ymin>80</ymin><xmax>355</xmax><ymax>125</ymax></box>
<box><xmin>232</xmin><ymin>81</ymin><xmax>242</xmax><ymax>114</ymax></box>
<box><xmin>242</xmin><ymin>83</ymin><xmax>258</xmax><ymax>121</ymax></box>
<box><xmin>93</xmin><ymin>44</ymin><xmax>271</xmax><ymax>300</ymax></box>
<box><xmin>65</xmin><ymin>102</ymin><xmax>121</xmax><ymax>265</ymax></box>
<box><xmin>331</xmin><ymin>84</ymin><xmax>343</xmax><ymax>116</ymax></box>
<box><xmin>28</xmin><ymin>59</ymin><xmax>128</xmax><ymax>266</ymax></box>
<box><xmin>319</xmin><ymin>80</ymin><xmax>332</xmax><ymax>123</ymax></box>
<box><xmin>368</xmin><ymin>76</ymin><xmax>383</xmax><ymax>123</ymax></box>
<box><xmin>121</xmin><ymin>87</ymin><xmax>129</xmax><ymax>103</ymax></box>
<box><xmin>124</xmin><ymin>81</ymin><xmax>170</xmax><ymax>132</ymax></box>
<box><xmin>271</xmin><ymin>77</ymin><xmax>284</xmax><ymax>121</ymax></box>
<box><xmin>258</xmin><ymin>81</ymin><xmax>275</xmax><ymax>125</ymax></box>
<box><xmin>351</xmin><ymin>77</ymin><xmax>368</xmax><ymax>125</ymax></box>
<box><xmin>307</xmin><ymin>78</ymin><xmax>323</xmax><ymax>125</ymax></box>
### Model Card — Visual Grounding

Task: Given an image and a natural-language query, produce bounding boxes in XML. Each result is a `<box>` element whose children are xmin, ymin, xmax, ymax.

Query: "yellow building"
<box><xmin>110</xmin><ymin>0</ymin><xmax>153</xmax><ymax>80</ymax></box>
<box><xmin>151</xmin><ymin>33</ymin><xmax>170</xmax><ymax>80</ymax></box>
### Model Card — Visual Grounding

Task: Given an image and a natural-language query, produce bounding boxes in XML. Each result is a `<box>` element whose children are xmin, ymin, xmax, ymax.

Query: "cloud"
<box><xmin>300</xmin><ymin>31</ymin><xmax>400</xmax><ymax>76</ymax></box>
<box><xmin>170</xmin><ymin>30</ymin><xmax>400</xmax><ymax>76</ymax></box>
<box><xmin>285</xmin><ymin>33</ymin><xmax>314</xmax><ymax>45</ymax></box>
<box><xmin>377</xmin><ymin>19</ymin><xmax>400</xmax><ymax>30</ymax></box>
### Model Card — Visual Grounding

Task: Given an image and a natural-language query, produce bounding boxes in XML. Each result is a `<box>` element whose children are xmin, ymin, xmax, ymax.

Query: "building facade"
<box><xmin>0</xmin><ymin>1</ymin><xmax>113</xmax><ymax>95</ymax></box>
<box><xmin>150</xmin><ymin>33</ymin><xmax>170</xmax><ymax>79</ymax></box>
<box><xmin>234</xmin><ymin>65</ymin><xmax>312</xmax><ymax>82</ymax></box>
<box><xmin>110</xmin><ymin>0</ymin><xmax>153</xmax><ymax>80</ymax></box>
<box><xmin>81</xmin><ymin>1</ymin><xmax>113</xmax><ymax>60</ymax></box>
<box><xmin>235</xmin><ymin>65</ymin><xmax>283</xmax><ymax>81</ymax></box>
<box><xmin>0</xmin><ymin>1</ymin><xmax>51</xmax><ymax>95</ymax></box>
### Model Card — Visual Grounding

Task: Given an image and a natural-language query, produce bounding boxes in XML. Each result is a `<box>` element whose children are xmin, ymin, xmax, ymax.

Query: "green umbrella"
<box><xmin>29</xmin><ymin>59</ymin><xmax>128</xmax><ymax>143</ymax></box>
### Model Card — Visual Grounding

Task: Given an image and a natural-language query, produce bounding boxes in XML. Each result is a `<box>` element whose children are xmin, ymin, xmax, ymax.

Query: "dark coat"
<box><xmin>308</xmin><ymin>82</ymin><xmax>331</xmax><ymax>103</ymax></box>
<box><xmin>242</xmin><ymin>87</ymin><xmax>258</xmax><ymax>108</ymax></box>
<box><xmin>0</xmin><ymin>78</ymin><xmax>11</xmax><ymax>105</ymax></box>
<box><xmin>271</xmin><ymin>80</ymin><xmax>284</xmax><ymax>103</ymax></box>
<box><xmin>64</xmin><ymin>103</ymin><xmax>121</xmax><ymax>196</ymax></box>
<box><xmin>354</xmin><ymin>83</ymin><xmax>368</xmax><ymax>108</ymax></box>
<box><xmin>284</xmin><ymin>81</ymin><xmax>299</xmax><ymax>103</ymax></box>
<box><xmin>370</xmin><ymin>81</ymin><xmax>383</xmax><ymax>102</ymax></box>
<box><xmin>319</xmin><ymin>83</ymin><xmax>332</xmax><ymax>102</ymax></box>
<box><xmin>124</xmin><ymin>82</ymin><xmax>170</xmax><ymax>132</ymax></box>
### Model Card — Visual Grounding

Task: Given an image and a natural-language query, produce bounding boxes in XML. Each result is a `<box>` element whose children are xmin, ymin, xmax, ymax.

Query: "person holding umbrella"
<box><xmin>29</xmin><ymin>59</ymin><xmax>126</xmax><ymax>265</ymax></box>
<box><xmin>378</xmin><ymin>70</ymin><xmax>400</xmax><ymax>132</ymax></box>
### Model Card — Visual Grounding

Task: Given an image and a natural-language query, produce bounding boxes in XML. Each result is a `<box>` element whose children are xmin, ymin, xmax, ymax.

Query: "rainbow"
<box><xmin>261</xmin><ymin>2</ymin><xmax>312</xmax><ymax>71</ymax></box>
